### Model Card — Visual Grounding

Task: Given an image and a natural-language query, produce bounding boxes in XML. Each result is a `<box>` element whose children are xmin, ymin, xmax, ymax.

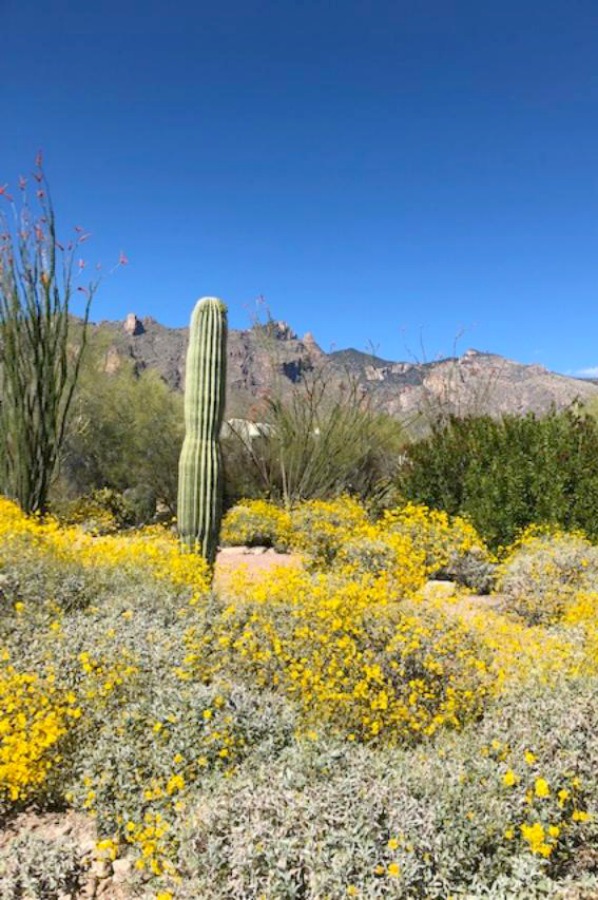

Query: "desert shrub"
<box><xmin>289</xmin><ymin>495</ymin><xmax>370</xmax><ymax>567</ymax></box>
<box><xmin>55</xmin><ymin>487</ymin><xmax>138</xmax><ymax>534</ymax></box>
<box><xmin>383</xmin><ymin>502</ymin><xmax>497</xmax><ymax>592</ymax></box>
<box><xmin>0</xmin><ymin>497</ymin><xmax>211</xmax><ymax>606</ymax></box>
<box><xmin>0</xmin><ymin>666</ymin><xmax>81</xmax><ymax>815</ymax></box>
<box><xmin>2</xmin><ymin>495</ymin><xmax>598</xmax><ymax>896</ymax></box>
<box><xmin>225</xmin><ymin>339</ymin><xmax>406</xmax><ymax>508</ymax></box>
<box><xmin>60</xmin><ymin>362</ymin><xmax>184</xmax><ymax>514</ymax></box>
<box><xmin>397</xmin><ymin>410</ymin><xmax>598</xmax><ymax>549</ymax></box>
<box><xmin>205</xmin><ymin>567</ymin><xmax>492</xmax><ymax>743</ymax></box>
<box><xmin>65</xmin><ymin>681</ymin><xmax>299</xmax><ymax>879</ymax></box>
<box><xmin>173</xmin><ymin>675</ymin><xmax>598</xmax><ymax>899</ymax></box>
<box><xmin>220</xmin><ymin>499</ymin><xmax>292</xmax><ymax>550</ymax></box>
<box><xmin>122</xmin><ymin>483</ymin><xmax>157</xmax><ymax>525</ymax></box>
<box><xmin>0</xmin><ymin>831</ymin><xmax>87</xmax><ymax>899</ymax></box>
<box><xmin>330</xmin><ymin>520</ymin><xmax>428</xmax><ymax>593</ymax></box>
<box><xmin>498</xmin><ymin>527</ymin><xmax>598</xmax><ymax>625</ymax></box>
<box><xmin>335</xmin><ymin>528</ymin><xmax>417</xmax><ymax>578</ymax></box>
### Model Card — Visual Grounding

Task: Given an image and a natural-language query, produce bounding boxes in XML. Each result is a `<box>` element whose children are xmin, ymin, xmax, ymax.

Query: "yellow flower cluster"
<box><xmin>439</xmin><ymin>598</ymin><xmax>584</xmax><ymax>690</ymax></box>
<box><xmin>0</xmin><ymin>665</ymin><xmax>80</xmax><ymax>802</ymax></box>
<box><xmin>382</xmin><ymin>502</ymin><xmax>494</xmax><ymax>575</ymax></box>
<box><xmin>0</xmin><ymin>496</ymin><xmax>211</xmax><ymax>603</ymax></box>
<box><xmin>221</xmin><ymin>499</ymin><xmax>292</xmax><ymax>549</ymax></box>
<box><xmin>125</xmin><ymin>812</ymin><xmax>176</xmax><ymax>877</ymax></box>
<box><xmin>188</xmin><ymin>566</ymin><xmax>491</xmax><ymax>742</ymax></box>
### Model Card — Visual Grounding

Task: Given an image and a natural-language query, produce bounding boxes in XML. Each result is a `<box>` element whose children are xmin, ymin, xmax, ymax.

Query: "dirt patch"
<box><xmin>214</xmin><ymin>546</ymin><xmax>303</xmax><ymax>591</ymax></box>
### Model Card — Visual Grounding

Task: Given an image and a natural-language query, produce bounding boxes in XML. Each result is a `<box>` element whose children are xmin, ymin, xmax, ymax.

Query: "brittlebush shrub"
<box><xmin>289</xmin><ymin>495</ymin><xmax>370</xmax><ymax>567</ymax></box>
<box><xmin>220</xmin><ymin>499</ymin><xmax>292</xmax><ymax>550</ymax></box>
<box><xmin>2</xmin><ymin>495</ymin><xmax>598</xmax><ymax>896</ymax></box>
<box><xmin>203</xmin><ymin>567</ymin><xmax>492</xmax><ymax>743</ymax></box>
<box><xmin>498</xmin><ymin>527</ymin><xmax>598</xmax><ymax>625</ymax></box>
<box><xmin>0</xmin><ymin>832</ymin><xmax>87</xmax><ymax>900</ymax></box>
<box><xmin>0</xmin><ymin>667</ymin><xmax>81</xmax><ymax>813</ymax></box>
<box><xmin>334</xmin><ymin>523</ymin><xmax>426</xmax><ymax>584</ymax></box>
<box><xmin>383</xmin><ymin>503</ymin><xmax>497</xmax><ymax>592</ymax></box>
<box><xmin>174</xmin><ymin>676</ymin><xmax>598</xmax><ymax>899</ymax></box>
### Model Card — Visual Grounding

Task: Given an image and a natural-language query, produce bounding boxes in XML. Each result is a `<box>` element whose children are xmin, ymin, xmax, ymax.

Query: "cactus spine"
<box><xmin>177</xmin><ymin>297</ymin><xmax>228</xmax><ymax>564</ymax></box>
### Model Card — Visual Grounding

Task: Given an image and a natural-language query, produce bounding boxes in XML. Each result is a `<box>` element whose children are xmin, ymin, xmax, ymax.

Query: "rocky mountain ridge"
<box><xmin>87</xmin><ymin>313</ymin><xmax>598</xmax><ymax>422</ymax></box>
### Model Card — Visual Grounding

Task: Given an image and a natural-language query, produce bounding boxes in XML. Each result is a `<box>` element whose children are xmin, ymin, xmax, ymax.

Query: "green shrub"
<box><xmin>60</xmin><ymin>364</ymin><xmax>184</xmax><ymax>514</ymax></box>
<box><xmin>397</xmin><ymin>410</ymin><xmax>598</xmax><ymax>550</ymax></box>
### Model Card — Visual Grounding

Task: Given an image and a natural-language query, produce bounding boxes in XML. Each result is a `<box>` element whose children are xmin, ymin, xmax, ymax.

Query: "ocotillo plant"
<box><xmin>177</xmin><ymin>297</ymin><xmax>228</xmax><ymax>565</ymax></box>
<box><xmin>0</xmin><ymin>157</ymin><xmax>102</xmax><ymax>514</ymax></box>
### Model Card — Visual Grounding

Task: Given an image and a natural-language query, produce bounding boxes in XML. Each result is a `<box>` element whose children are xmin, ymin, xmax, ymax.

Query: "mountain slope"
<box><xmin>86</xmin><ymin>314</ymin><xmax>598</xmax><ymax>421</ymax></box>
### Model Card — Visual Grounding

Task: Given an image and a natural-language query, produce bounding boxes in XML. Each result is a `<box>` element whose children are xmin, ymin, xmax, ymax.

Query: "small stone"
<box><xmin>90</xmin><ymin>859</ymin><xmax>113</xmax><ymax>880</ymax></box>
<box><xmin>112</xmin><ymin>857</ymin><xmax>133</xmax><ymax>883</ymax></box>
<box><xmin>420</xmin><ymin>580</ymin><xmax>458</xmax><ymax>599</ymax></box>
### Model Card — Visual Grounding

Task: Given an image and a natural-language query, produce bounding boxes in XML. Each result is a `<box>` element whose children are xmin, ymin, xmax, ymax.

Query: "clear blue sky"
<box><xmin>3</xmin><ymin>0</ymin><xmax>598</xmax><ymax>374</ymax></box>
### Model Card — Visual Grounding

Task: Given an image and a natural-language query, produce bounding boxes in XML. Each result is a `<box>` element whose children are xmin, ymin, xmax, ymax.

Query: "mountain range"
<box><xmin>88</xmin><ymin>313</ymin><xmax>598</xmax><ymax>424</ymax></box>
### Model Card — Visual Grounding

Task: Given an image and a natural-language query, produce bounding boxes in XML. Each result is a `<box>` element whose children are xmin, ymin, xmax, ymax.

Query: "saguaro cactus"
<box><xmin>177</xmin><ymin>297</ymin><xmax>228</xmax><ymax>564</ymax></box>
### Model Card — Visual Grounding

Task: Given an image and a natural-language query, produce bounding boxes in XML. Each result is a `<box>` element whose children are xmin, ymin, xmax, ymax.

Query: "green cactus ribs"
<box><xmin>177</xmin><ymin>297</ymin><xmax>228</xmax><ymax>566</ymax></box>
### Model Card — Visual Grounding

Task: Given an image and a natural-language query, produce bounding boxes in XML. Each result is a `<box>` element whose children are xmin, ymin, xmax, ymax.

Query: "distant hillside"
<box><xmin>85</xmin><ymin>313</ymin><xmax>598</xmax><ymax>423</ymax></box>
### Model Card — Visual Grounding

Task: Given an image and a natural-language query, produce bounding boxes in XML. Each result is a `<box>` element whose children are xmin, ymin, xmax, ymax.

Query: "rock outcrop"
<box><xmin>85</xmin><ymin>318</ymin><xmax>598</xmax><ymax>423</ymax></box>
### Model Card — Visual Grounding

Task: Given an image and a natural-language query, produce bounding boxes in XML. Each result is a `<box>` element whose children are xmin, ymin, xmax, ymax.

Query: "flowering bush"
<box><xmin>196</xmin><ymin>566</ymin><xmax>492</xmax><ymax>743</ymax></box>
<box><xmin>0</xmin><ymin>667</ymin><xmax>80</xmax><ymax>812</ymax></box>
<box><xmin>289</xmin><ymin>495</ymin><xmax>370</xmax><ymax>567</ymax></box>
<box><xmin>174</xmin><ymin>676</ymin><xmax>598</xmax><ymax>899</ymax></box>
<box><xmin>383</xmin><ymin>502</ymin><xmax>497</xmax><ymax>590</ymax></box>
<box><xmin>1</xmin><ymin>494</ymin><xmax>597</xmax><ymax>896</ymax></box>
<box><xmin>498</xmin><ymin>526</ymin><xmax>598</xmax><ymax>625</ymax></box>
<box><xmin>220</xmin><ymin>499</ymin><xmax>292</xmax><ymax>550</ymax></box>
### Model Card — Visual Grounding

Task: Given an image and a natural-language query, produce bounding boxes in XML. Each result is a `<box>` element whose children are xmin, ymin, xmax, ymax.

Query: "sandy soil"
<box><xmin>214</xmin><ymin>545</ymin><xmax>302</xmax><ymax>591</ymax></box>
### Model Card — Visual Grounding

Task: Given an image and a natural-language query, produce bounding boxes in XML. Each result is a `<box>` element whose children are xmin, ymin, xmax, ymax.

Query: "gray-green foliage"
<box><xmin>498</xmin><ymin>531</ymin><xmax>598</xmax><ymax>625</ymax></box>
<box><xmin>0</xmin><ymin>161</ymin><xmax>97</xmax><ymax>513</ymax></box>
<box><xmin>174</xmin><ymin>676</ymin><xmax>598</xmax><ymax>898</ymax></box>
<box><xmin>2</xmin><ymin>526</ymin><xmax>597</xmax><ymax>897</ymax></box>
<box><xmin>0</xmin><ymin>831</ymin><xmax>87</xmax><ymax>900</ymax></box>
<box><xmin>178</xmin><ymin>297</ymin><xmax>227</xmax><ymax>563</ymax></box>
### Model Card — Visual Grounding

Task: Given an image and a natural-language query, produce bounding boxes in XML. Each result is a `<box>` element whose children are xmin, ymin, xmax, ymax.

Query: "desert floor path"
<box><xmin>214</xmin><ymin>546</ymin><xmax>303</xmax><ymax>592</ymax></box>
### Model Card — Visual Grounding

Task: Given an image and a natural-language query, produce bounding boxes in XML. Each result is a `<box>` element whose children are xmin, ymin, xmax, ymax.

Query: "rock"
<box><xmin>123</xmin><ymin>313</ymin><xmax>144</xmax><ymax>336</ymax></box>
<box><xmin>420</xmin><ymin>580</ymin><xmax>458</xmax><ymax>599</ymax></box>
<box><xmin>112</xmin><ymin>857</ymin><xmax>133</xmax><ymax>883</ymax></box>
<box><xmin>82</xmin><ymin>315</ymin><xmax>598</xmax><ymax>420</ymax></box>
<box><xmin>90</xmin><ymin>859</ymin><xmax>113</xmax><ymax>880</ymax></box>
<box><xmin>103</xmin><ymin>346</ymin><xmax>122</xmax><ymax>375</ymax></box>
<box><xmin>365</xmin><ymin>365</ymin><xmax>385</xmax><ymax>381</ymax></box>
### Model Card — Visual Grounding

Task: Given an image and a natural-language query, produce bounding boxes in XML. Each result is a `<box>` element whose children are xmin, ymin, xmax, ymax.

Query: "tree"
<box><xmin>0</xmin><ymin>157</ymin><xmax>100</xmax><ymax>513</ymax></box>
<box><xmin>61</xmin><ymin>357</ymin><xmax>185</xmax><ymax>514</ymax></box>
